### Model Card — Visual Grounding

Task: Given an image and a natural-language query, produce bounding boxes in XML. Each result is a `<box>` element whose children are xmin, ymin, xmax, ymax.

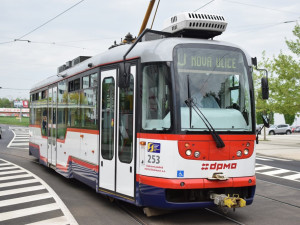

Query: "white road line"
<box><xmin>0</xmin><ymin>185</ymin><xmax>45</xmax><ymax>197</ymax></box>
<box><xmin>0</xmin><ymin>162</ymin><xmax>11</xmax><ymax>166</ymax></box>
<box><xmin>0</xmin><ymin>203</ymin><xmax>60</xmax><ymax>222</ymax></box>
<box><xmin>0</xmin><ymin>178</ymin><xmax>37</xmax><ymax>188</ymax></box>
<box><xmin>282</xmin><ymin>173</ymin><xmax>300</xmax><ymax>181</ymax></box>
<box><xmin>0</xmin><ymin>173</ymin><xmax>32</xmax><ymax>181</ymax></box>
<box><xmin>256</xmin><ymin>157</ymin><xmax>272</xmax><ymax>161</ymax></box>
<box><xmin>260</xmin><ymin>169</ymin><xmax>290</xmax><ymax>176</ymax></box>
<box><xmin>0</xmin><ymin>193</ymin><xmax>52</xmax><ymax>207</ymax></box>
<box><xmin>256</xmin><ymin>156</ymin><xmax>292</xmax><ymax>162</ymax></box>
<box><xmin>8</xmin><ymin>142</ymin><xmax>28</xmax><ymax>146</ymax></box>
<box><xmin>0</xmin><ymin>159</ymin><xmax>78</xmax><ymax>225</ymax></box>
<box><xmin>25</xmin><ymin>216</ymin><xmax>69</xmax><ymax>225</ymax></box>
<box><xmin>0</xmin><ymin>165</ymin><xmax>18</xmax><ymax>170</ymax></box>
<box><xmin>255</xmin><ymin>165</ymin><xmax>273</xmax><ymax>171</ymax></box>
<box><xmin>0</xmin><ymin>169</ymin><xmax>24</xmax><ymax>175</ymax></box>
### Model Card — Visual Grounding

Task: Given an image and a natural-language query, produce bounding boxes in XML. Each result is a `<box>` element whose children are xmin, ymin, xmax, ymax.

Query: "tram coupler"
<box><xmin>210</xmin><ymin>193</ymin><xmax>246</xmax><ymax>209</ymax></box>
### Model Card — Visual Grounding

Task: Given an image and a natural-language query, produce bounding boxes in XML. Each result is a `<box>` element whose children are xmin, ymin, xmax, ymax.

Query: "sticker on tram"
<box><xmin>177</xmin><ymin>170</ymin><xmax>184</xmax><ymax>177</ymax></box>
<box><xmin>147</xmin><ymin>142</ymin><xmax>161</xmax><ymax>153</ymax></box>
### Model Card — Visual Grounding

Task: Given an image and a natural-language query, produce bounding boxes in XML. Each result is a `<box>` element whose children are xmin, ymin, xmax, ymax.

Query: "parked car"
<box><xmin>268</xmin><ymin>124</ymin><xmax>292</xmax><ymax>135</ymax></box>
<box><xmin>294</xmin><ymin>127</ymin><xmax>300</xmax><ymax>133</ymax></box>
<box><xmin>291</xmin><ymin>126</ymin><xmax>300</xmax><ymax>133</ymax></box>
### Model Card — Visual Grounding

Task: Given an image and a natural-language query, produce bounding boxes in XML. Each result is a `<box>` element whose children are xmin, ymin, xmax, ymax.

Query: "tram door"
<box><xmin>99</xmin><ymin>66</ymin><xmax>136</xmax><ymax>198</ymax></box>
<box><xmin>47</xmin><ymin>86</ymin><xmax>57</xmax><ymax>166</ymax></box>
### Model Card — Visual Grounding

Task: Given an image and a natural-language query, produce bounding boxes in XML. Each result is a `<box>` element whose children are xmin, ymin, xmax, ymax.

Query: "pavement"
<box><xmin>256</xmin><ymin>133</ymin><xmax>300</xmax><ymax>161</ymax></box>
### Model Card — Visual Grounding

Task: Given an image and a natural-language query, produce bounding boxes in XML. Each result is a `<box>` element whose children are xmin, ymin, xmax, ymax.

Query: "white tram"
<box><xmin>30</xmin><ymin>12</ymin><xmax>268</xmax><ymax>213</ymax></box>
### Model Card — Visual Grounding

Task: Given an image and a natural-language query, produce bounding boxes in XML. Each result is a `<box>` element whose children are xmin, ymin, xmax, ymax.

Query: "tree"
<box><xmin>0</xmin><ymin>98</ymin><xmax>13</xmax><ymax>108</ymax></box>
<box><xmin>258</xmin><ymin>24</ymin><xmax>300</xmax><ymax>125</ymax></box>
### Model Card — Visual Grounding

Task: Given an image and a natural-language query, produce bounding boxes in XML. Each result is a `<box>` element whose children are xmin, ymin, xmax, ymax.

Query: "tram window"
<box><xmin>81</xmin><ymin>88</ymin><xmax>97</xmax><ymax>129</ymax></box>
<box><xmin>90</xmin><ymin>73</ymin><xmax>98</xmax><ymax>87</ymax></box>
<box><xmin>74</xmin><ymin>79</ymin><xmax>80</xmax><ymax>90</ymax></box>
<box><xmin>141</xmin><ymin>63</ymin><xmax>171</xmax><ymax>131</ymax></box>
<box><xmin>68</xmin><ymin>91</ymin><xmax>80</xmax><ymax>128</ymax></box>
<box><xmin>58</xmin><ymin>80</ymin><xmax>67</xmax><ymax>139</ymax></box>
<box><xmin>82</xmin><ymin>76</ymin><xmax>90</xmax><ymax>89</ymax></box>
<box><xmin>68</xmin><ymin>81</ymin><xmax>74</xmax><ymax>92</ymax></box>
<box><xmin>119</xmin><ymin>73</ymin><xmax>134</xmax><ymax>163</ymax></box>
<box><xmin>101</xmin><ymin>77</ymin><xmax>115</xmax><ymax>160</ymax></box>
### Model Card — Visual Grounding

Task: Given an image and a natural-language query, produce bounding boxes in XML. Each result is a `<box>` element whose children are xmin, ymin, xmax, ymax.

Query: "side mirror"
<box><xmin>261</xmin><ymin>77</ymin><xmax>269</xmax><ymax>100</ymax></box>
<box><xmin>262</xmin><ymin>114</ymin><xmax>270</xmax><ymax>128</ymax></box>
<box><xmin>119</xmin><ymin>63</ymin><xmax>131</xmax><ymax>88</ymax></box>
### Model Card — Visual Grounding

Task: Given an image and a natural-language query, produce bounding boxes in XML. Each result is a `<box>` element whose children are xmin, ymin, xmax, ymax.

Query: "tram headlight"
<box><xmin>244</xmin><ymin>149</ymin><xmax>249</xmax><ymax>155</ymax></box>
<box><xmin>236</xmin><ymin>150</ymin><xmax>242</xmax><ymax>157</ymax></box>
<box><xmin>194</xmin><ymin>151</ymin><xmax>200</xmax><ymax>158</ymax></box>
<box><xmin>246</xmin><ymin>142</ymin><xmax>250</xmax><ymax>147</ymax></box>
<box><xmin>185</xmin><ymin>149</ymin><xmax>192</xmax><ymax>156</ymax></box>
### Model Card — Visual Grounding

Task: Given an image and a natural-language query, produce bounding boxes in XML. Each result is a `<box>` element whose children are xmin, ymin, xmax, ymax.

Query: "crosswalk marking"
<box><xmin>0</xmin><ymin>193</ymin><xmax>52</xmax><ymax>207</ymax></box>
<box><xmin>260</xmin><ymin>169</ymin><xmax>290</xmax><ymax>176</ymax></box>
<box><xmin>0</xmin><ymin>169</ymin><xmax>28</xmax><ymax>175</ymax></box>
<box><xmin>255</xmin><ymin>165</ymin><xmax>273</xmax><ymax>171</ymax></box>
<box><xmin>256</xmin><ymin>163</ymin><xmax>300</xmax><ymax>183</ymax></box>
<box><xmin>0</xmin><ymin>178</ymin><xmax>37</xmax><ymax>188</ymax></box>
<box><xmin>0</xmin><ymin>159</ymin><xmax>78</xmax><ymax>225</ymax></box>
<box><xmin>0</xmin><ymin>185</ymin><xmax>46</xmax><ymax>197</ymax></box>
<box><xmin>7</xmin><ymin>127</ymin><xmax>29</xmax><ymax>150</ymax></box>
<box><xmin>0</xmin><ymin>165</ymin><xmax>18</xmax><ymax>170</ymax></box>
<box><xmin>0</xmin><ymin>203</ymin><xmax>61</xmax><ymax>222</ymax></box>
<box><xmin>256</xmin><ymin>156</ymin><xmax>292</xmax><ymax>162</ymax></box>
<box><xmin>26</xmin><ymin>216</ymin><xmax>70</xmax><ymax>225</ymax></box>
<box><xmin>0</xmin><ymin>173</ymin><xmax>32</xmax><ymax>181</ymax></box>
<box><xmin>282</xmin><ymin>173</ymin><xmax>300</xmax><ymax>181</ymax></box>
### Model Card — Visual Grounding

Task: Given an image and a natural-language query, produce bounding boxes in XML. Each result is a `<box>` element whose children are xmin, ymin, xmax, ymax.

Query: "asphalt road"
<box><xmin>0</xmin><ymin>124</ymin><xmax>300</xmax><ymax>225</ymax></box>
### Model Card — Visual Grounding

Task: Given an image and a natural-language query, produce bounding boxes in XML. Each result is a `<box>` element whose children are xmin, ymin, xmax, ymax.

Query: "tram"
<box><xmin>29</xmin><ymin>12</ymin><xmax>269</xmax><ymax>214</ymax></box>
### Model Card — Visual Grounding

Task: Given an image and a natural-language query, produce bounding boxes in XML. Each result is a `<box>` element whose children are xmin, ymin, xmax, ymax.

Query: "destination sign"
<box><xmin>176</xmin><ymin>48</ymin><xmax>242</xmax><ymax>72</ymax></box>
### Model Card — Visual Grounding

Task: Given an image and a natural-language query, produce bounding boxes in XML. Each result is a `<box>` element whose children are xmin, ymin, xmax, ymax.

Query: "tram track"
<box><xmin>116</xmin><ymin>201</ymin><xmax>149</xmax><ymax>225</ymax></box>
<box><xmin>205</xmin><ymin>208</ymin><xmax>246</xmax><ymax>225</ymax></box>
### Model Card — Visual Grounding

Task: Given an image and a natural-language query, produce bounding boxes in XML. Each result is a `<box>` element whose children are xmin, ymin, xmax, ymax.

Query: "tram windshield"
<box><xmin>175</xmin><ymin>45</ymin><xmax>253</xmax><ymax>132</ymax></box>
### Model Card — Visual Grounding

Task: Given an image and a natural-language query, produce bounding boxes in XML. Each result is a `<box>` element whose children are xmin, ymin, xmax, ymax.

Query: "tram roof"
<box><xmin>30</xmin><ymin>37</ymin><xmax>251</xmax><ymax>92</ymax></box>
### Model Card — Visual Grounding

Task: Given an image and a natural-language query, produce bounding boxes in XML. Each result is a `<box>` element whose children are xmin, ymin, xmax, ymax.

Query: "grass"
<box><xmin>0</xmin><ymin>116</ymin><xmax>29</xmax><ymax>127</ymax></box>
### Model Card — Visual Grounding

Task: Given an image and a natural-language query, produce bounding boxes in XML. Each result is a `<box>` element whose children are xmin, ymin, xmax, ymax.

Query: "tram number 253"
<box><xmin>147</xmin><ymin>155</ymin><xmax>160</xmax><ymax>164</ymax></box>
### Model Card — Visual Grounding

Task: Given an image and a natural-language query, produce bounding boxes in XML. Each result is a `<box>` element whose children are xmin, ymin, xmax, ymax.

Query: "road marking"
<box><xmin>0</xmin><ymin>159</ymin><xmax>78</xmax><ymax>225</ymax></box>
<box><xmin>255</xmin><ymin>165</ymin><xmax>273</xmax><ymax>171</ymax></box>
<box><xmin>0</xmin><ymin>193</ymin><xmax>52</xmax><ymax>207</ymax></box>
<box><xmin>0</xmin><ymin>185</ymin><xmax>46</xmax><ymax>196</ymax></box>
<box><xmin>256</xmin><ymin>156</ymin><xmax>292</xmax><ymax>162</ymax></box>
<box><xmin>0</xmin><ymin>173</ymin><xmax>32</xmax><ymax>181</ymax></box>
<box><xmin>0</xmin><ymin>203</ymin><xmax>60</xmax><ymax>222</ymax></box>
<box><xmin>25</xmin><ymin>216</ymin><xmax>70</xmax><ymax>225</ymax></box>
<box><xmin>0</xmin><ymin>178</ymin><xmax>37</xmax><ymax>188</ymax></box>
<box><xmin>282</xmin><ymin>173</ymin><xmax>300</xmax><ymax>181</ymax></box>
<box><xmin>7</xmin><ymin>127</ymin><xmax>29</xmax><ymax>150</ymax></box>
<box><xmin>260</xmin><ymin>169</ymin><xmax>290</xmax><ymax>176</ymax></box>
<box><xmin>256</xmin><ymin>163</ymin><xmax>300</xmax><ymax>182</ymax></box>
<box><xmin>0</xmin><ymin>165</ymin><xmax>18</xmax><ymax>170</ymax></box>
<box><xmin>0</xmin><ymin>169</ymin><xmax>28</xmax><ymax>175</ymax></box>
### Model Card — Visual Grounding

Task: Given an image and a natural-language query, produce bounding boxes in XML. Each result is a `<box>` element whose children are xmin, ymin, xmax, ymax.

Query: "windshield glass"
<box><xmin>175</xmin><ymin>45</ymin><xmax>253</xmax><ymax>132</ymax></box>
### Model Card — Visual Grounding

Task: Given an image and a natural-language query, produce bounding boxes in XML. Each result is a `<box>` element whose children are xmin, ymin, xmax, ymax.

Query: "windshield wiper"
<box><xmin>184</xmin><ymin>75</ymin><xmax>225</xmax><ymax>148</ymax></box>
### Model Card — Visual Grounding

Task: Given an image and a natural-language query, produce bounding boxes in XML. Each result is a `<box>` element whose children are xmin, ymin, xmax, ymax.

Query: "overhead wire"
<box><xmin>15</xmin><ymin>0</ymin><xmax>86</xmax><ymax>40</ymax></box>
<box><xmin>194</xmin><ymin>0</ymin><xmax>215</xmax><ymax>12</ymax></box>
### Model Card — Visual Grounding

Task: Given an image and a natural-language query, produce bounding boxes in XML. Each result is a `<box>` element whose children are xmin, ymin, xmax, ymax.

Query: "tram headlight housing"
<box><xmin>186</xmin><ymin>149</ymin><xmax>192</xmax><ymax>156</ymax></box>
<box><xmin>194</xmin><ymin>151</ymin><xmax>200</xmax><ymax>158</ymax></box>
<box><xmin>244</xmin><ymin>149</ymin><xmax>249</xmax><ymax>155</ymax></box>
<box><xmin>237</xmin><ymin>150</ymin><xmax>242</xmax><ymax>157</ymax></box>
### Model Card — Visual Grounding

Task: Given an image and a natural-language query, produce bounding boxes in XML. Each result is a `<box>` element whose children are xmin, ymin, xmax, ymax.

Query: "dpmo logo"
<box><xmin>201</xmin><ymin>162</ymin><xmax>237</xmax><ymax>171</ymax></box>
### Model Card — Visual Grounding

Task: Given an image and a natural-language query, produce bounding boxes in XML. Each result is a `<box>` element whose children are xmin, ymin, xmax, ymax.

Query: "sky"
<box><xmin>0</xmin><ymin>0</ymin><xmax>299</xmax><ymax>100</ymax></box>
